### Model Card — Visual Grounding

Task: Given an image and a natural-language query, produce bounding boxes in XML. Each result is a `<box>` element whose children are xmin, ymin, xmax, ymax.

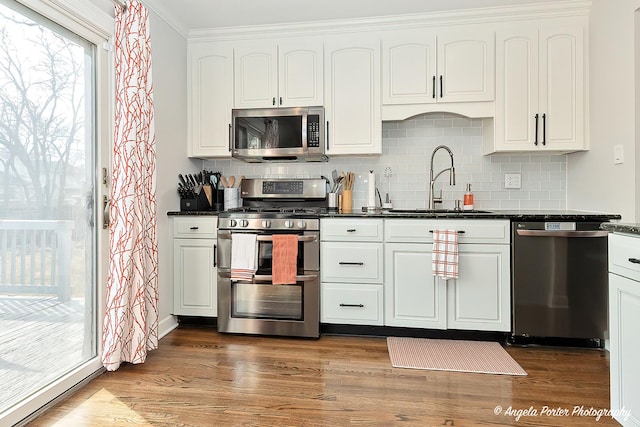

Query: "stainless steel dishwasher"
<box><xmin>511</xmin><ymin>221</ymin><xmax>610</xmax><ymax>346</ymax></box>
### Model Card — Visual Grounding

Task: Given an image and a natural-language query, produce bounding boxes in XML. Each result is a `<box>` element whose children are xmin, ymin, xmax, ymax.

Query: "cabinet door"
<box><xmin>188</xmin><ymin>42</ymin><xmax>233</xmax><ymax>158</ymax></box>
<box><xmin>609</xmin><ymin>273</ymin><xmax>640</xmax><ymax>427</ymax></box>
<box><xmin>384</xmin><ymin>243</ymin><xmax>446</xmax><ymax>329</ymax></box>
<box><xmin>324</xmin><ymin>36</ymin><xmax>381</xmax><ymax>155</ymax></box>
<box><xmin>437</xmin><ymin>28</ymin><xmax>495</xmax><ymax>103</ymax></box>
<box><xmin>495</xmin><ymin>26</ymin><xmax>539</xmax><ymax>151</ymax></box>
<box><xmin>382</xmin><ymin>31</ymin><xmax>437</xmax><ymax>105</ymax></box>
<box><xmin>278</xmin><ymin>39</ymin><xmax>323</xmax><ymax>107</ymax></box>
<box><xmin>446</xmin><ymin>244</ymin><xmax>510</xmax><ymax>331</ymax></box>
<box><xmin>173</xmin><ymin>239</ymin><xmax>217</xmax><ymax>317</ymax></box>
<box><xmin>539</xmin><ymin>20</ymin><xmax>585</xmax><ymax>150</ymax></box>
<box><xmin>234</xmin><ymin>42</ymin><xmax>278</xmax><ymax>108</ymax></box>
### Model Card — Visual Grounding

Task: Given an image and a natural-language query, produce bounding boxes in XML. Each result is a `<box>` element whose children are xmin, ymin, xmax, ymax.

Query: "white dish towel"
<box><xmin>231</xmin><ymin>233</ymin><xmax>258</xmax><ymax>281</ymax></box>
<box><xmin>432</xmin><ymin>230</ymin><xmax>459</xmax><ymax>280</ymax></box>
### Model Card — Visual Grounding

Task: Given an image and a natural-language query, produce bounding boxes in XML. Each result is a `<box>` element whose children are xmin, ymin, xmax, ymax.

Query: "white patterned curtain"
<box><xmin>102</xmin><ymin>0</ymin><xmax>158</xmax><ymax>371</ymax></box>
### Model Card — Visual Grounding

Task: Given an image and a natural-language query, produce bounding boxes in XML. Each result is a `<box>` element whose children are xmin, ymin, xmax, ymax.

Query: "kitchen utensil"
<box><xmin>228</xmin><ymin>176</ymin><xmax>235</xmax><ymax>188</ymax></box>
<box><xmin>331</xmin><ymin>169</ymin><xmax>338</xmax><ymax>187</ymax></box>
<box><xmin>220</xmin><ymin>176</ymin><xmax>229</xmax><ymax>188</ymax></box>
<box><xmin>178</xmin><ymin>174</ymin><xmax>187</xmax><ymax>187</ymax></box>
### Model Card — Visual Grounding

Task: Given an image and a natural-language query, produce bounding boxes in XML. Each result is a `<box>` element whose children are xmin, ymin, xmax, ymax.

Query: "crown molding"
<box><xmin>142</xmin><ymin>0</ymin><xmax>188</xmax><ymax>39</ymax></box>
<box><xmin>188</xmin><ymin>0</ymin><xmax>591</xmax><ymax>42</ymax></box>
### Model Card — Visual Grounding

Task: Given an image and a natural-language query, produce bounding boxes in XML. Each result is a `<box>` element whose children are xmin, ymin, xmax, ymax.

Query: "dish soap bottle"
<box><xmin>463</xmin><ymin>184</ymin><xmax>474</xmax><ymax>211</ymax></box>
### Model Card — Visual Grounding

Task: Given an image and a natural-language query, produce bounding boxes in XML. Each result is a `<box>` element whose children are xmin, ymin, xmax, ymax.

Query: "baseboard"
<box><xmin>158</xmin><ymin>315</ymin><xmax>179</xmax><ymax>339</ymax></box>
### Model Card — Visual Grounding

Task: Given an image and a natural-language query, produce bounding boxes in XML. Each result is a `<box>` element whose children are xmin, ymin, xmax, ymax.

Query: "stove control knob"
<box><xmin>240</xmin><ymin>220</ymin><xmax>249</xmax><ymax>228</ymax></box>
<box><xmin>229</xmin><ymin>219</ymin><xmax>237</xmax><ymax>228</ymax></box>
<box><xmin>261</xmin><ymin>220</ymin><xmax>271</xmax><ymax>228</ymax></box>
<box><xmin>284</xmin><ymin>220</ymin><xmax>294</xmax><ymax>228</ymax></box>
<box><xmin>297</xmin><ymin>221</ymin><xmax>307</xmax><ymax>229</ymax></box>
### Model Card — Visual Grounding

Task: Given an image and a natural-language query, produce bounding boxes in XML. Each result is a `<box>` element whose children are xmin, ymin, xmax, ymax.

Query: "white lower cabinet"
<box><xmin>384</xmin><ymin>219</ymin><xmax>511</xmax><ymax>332</ymax></box>
<box><xmin>172</xmin><ymin>217</ymin><xmax>218</xmax><ymax>317</ymax></box>
<box><xmin>320</xmin><ymin>219</ymin><xmax>384</xmax><ymax>325</ymax></box>
<box><xmin>609</xmin><ymin>232</ymin><xmax>640</xmax><ymax>427</ymax></box>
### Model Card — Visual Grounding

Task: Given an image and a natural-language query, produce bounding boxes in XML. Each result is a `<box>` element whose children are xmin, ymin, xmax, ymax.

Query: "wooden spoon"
<box><xmin>236</xmin><ymin>175</ymin><xmax>245</xmax><ymax>189</ymax></box>
<box><xmin>220</xmin><ymin>176</ymin><xmax>228</xmax><ymax>188</ymax></box>
<box><xmin>228</xmin><ymin>176</ymin><xmax>235</xmax><ymax>188</ymax></box>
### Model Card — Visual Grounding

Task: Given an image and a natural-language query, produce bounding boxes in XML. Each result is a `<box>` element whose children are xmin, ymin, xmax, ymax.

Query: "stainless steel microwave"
<box><xmin>231</xmin><ymin>106</ymin><xmax>327</xmax><ymax>162</ymax></box>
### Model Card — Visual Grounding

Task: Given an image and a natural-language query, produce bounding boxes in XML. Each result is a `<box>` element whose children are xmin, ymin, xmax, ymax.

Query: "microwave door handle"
<box><xmin>326</xmin><ymin>121</ymin><xmax>330</xmax><ymax>151</ymax></box>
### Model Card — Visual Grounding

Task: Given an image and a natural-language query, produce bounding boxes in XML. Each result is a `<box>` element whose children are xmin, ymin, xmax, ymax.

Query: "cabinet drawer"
<box><xmin>321</xmin><ymin>283</ymin><xmax>383</xmax><ymax>325</ymax></box>
<box><xmin>321</xmin><ymin>219</ymin><xmax>383</xmax><ymax>242</ymax></box>
<box><xmin>385</xmin><ymin>219</ymin><xmax>509</xmax><ymax>244</ymax></box>
<box><xmin>321</xmin><ymin>242</ymin><xmax>383</xmax><ymax>283</ymax></box>
<box><xmin>609</xmin><ymin>233</ymin><xmax>640</xmax><ymax>282</ymax></box>
<box><xmin>173</xmin><ymin>216</ymin><xmax>218</xmax><ymax>239</ymax></box>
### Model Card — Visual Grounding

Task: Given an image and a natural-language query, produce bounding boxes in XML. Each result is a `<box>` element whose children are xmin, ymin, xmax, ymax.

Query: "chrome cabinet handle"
<box><xmin>340</xmin><ymin>303</ymin><xmax>364</xmax><ymax>308</ymax></box>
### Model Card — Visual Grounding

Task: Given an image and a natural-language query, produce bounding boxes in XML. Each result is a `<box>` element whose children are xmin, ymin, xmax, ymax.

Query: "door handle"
<box><xmin>542</xmin><ymin>113</ymin><xmax>546</xmax><ymax>146</ymax></box>
<box><xmin>629</xmin><ymin>258</ymin><xmax>640</xmax><ymax>264</ymax></box>
<box><xmin>534</xmin><ymin>114</ymin><xmax>539</xmax><ymax>146</ymax></box>
<box><xmin>213</xmin><ymin>244</ymin><xmax>217</xmax><ymax>267</ymax></box>
<box><xmin>326</xmin><ymin>121</ymin><xmax>330</xmax><ymax>151</ymax></box>
<box><xmin>339</xmin><ymin>261</ymin><xmax>364</xmax><ymax>266</ymax></box>
<box><xmin>102</xmin><ymin>195</ymin><xmax>109</xmax><ymax>229</ymax></box>
<box><xmin>339</xmin><ymin>303</ymin><xmax>364</xmax><ymax>308</ymax></box>
<box><xmin>516</xmin><ymin>230</ymin><xmax>609</xmax><ymax>238</ymax></box>
<box><xmin>432</xmin><ymin>76</ymin><xmax>436</xmax><ymax>99</ymax></box>
<box><xmin>439</xmin><ymin>75</ymin><xmax>443</xmax><ymax>98</ymax></box>
<box><xmin>228</xmin><ymin>123</ymin><xmax>232</xmax><ymax>152</ymax></box>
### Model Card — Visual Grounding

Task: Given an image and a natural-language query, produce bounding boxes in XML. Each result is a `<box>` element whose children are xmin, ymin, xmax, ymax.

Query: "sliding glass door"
<box><xmin>0</xmin><ymin>0</ymin><xmax>99</xmax><ymax>419</ymax></box>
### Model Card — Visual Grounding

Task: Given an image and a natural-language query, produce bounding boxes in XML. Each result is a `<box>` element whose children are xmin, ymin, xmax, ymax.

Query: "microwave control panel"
<box><xmin>307</xmin><ymin>115</ymin><xmax>320</xmax><ymax>148</ymax></box>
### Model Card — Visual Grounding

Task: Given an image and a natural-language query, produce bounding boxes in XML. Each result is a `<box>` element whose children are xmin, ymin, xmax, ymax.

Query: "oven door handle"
<box><xmin>218</xmin><ymin>271</ymin><xmax>319</xmax><ymax>282</ymax></box>
<box><xmin>218</xmin><ymin>234</ymin><xmax>318</xmax><ymax>242</ymax></box>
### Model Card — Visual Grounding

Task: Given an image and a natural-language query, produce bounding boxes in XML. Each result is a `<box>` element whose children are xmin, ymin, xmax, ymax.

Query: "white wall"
<box><xmin>148</xmin><ymin>10</ymin><xmax>193</xmax><ymax>336</ymax></box>
<box><xmin>567</xmin><ymin>0</ymin><xmax>637</xmax><ymax>221</ymax></box>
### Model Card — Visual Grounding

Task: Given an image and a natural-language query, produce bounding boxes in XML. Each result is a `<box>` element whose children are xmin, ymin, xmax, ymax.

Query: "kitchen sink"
<box><xmin>385</xmin><ymin>209</ymin><xmax>494</xmax><ymax>214</ymax></box>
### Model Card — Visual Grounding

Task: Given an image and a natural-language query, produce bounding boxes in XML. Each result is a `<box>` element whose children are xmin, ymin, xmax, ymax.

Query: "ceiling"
<box><xmin>90</xmin><ymin>0</ymin><xmax>569</xmax><ymax>34</ymax></box>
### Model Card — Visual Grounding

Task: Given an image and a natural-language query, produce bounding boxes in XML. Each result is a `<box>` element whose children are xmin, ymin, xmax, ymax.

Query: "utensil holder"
<box><xmin>224</xmin><ymin>187</ymin><xmax>241</xmax><ymax>210</ymax></box>
<box><xmin>328</xmin><ymin>193</ymin><xmax>338</xmax><ymax>210</ymax></box>
<box><xmin>341</xmin><ymin>190</ymin><xmax>352</xmax><ymax>212</ymax></box>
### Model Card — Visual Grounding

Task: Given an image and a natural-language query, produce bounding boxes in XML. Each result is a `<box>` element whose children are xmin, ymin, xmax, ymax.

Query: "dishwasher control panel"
<box><xmin>544</xmin><ymin>222</ymin><xmax>576</xmax><ymax>231</ymax></box>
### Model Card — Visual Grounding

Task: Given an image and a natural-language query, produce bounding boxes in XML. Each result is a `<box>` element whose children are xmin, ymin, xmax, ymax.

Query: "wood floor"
<box><xmin>29</xmin><ymin>326</ymin><xmax>616</xmax><ymax>427</ymax></box>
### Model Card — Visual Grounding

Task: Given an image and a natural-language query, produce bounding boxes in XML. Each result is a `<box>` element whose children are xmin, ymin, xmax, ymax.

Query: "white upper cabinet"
<box><xmin>490</xmin><ymin>18</ymin><xmax>586</xmax><ymax>153</ymax></box>
<box><xmin>324</xmin><ymin>35</ymin><xmax>381</xmax><ymax>155</ymax></box>
<box><xmin>234</xmin><ymin>39</ymin><xmax>323</xmax><ymax>109</ymax></box>
<box><xmin>187</xmin><ymin>42</ymin><xmax>233</xmax><ymax>158</ymax></box>
<box><xmin>381</xmin><ymin>26</ymin><xmax>494</xmax><ymax>119</ymax></box>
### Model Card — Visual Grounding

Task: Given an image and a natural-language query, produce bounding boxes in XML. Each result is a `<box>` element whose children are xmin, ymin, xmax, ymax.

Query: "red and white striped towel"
<box><xmin>432</xmin><ymin>230</ymin><xmax>459</xmax><ymax>280</ymax></box>
<box><xmin>231</xmin><ymin>233</ymin><xmax>258</xmax><ymax>281</ymax></box>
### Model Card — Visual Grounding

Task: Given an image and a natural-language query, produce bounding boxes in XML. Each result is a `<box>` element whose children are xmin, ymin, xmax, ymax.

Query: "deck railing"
<box><xmin>0</xmin><ymin>220</ymin><xmax>73</xmax><ymax>301</ymax></box>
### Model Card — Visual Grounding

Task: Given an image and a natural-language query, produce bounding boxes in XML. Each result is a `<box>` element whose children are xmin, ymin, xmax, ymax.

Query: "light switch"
<box><xmin>505</xmin><ymin>173</ymin><xmax>521</xmax><ymax>189</ymax></box>
<box><xmin>614</xmin><ymin>145</ymin><xmax>624</xmax><ymax>165</ymax></box>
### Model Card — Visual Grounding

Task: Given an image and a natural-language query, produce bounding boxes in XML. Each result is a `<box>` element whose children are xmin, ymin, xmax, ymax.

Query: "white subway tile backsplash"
<box><xmin>202</xmin><ymin>113</ymin><xmax>567</xmax><ymax>211</ymax></box>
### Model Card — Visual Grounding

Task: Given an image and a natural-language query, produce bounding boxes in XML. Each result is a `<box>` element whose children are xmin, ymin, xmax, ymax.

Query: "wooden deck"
<box><xmin>0</xmin><ymin>294</ymin><xmax>88</xmax><ymax>413</ymax></box>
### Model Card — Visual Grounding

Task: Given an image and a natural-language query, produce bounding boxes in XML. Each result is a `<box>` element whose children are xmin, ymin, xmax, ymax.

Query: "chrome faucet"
<box><xmin>428</xmin><ymin>145</ymin><xmax>456</xmax><ymax>209</ymax></box>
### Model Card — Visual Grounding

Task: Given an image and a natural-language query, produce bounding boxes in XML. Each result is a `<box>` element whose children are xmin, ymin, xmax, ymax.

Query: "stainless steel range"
<box><xmin>217</xmin><ymin>178</ymin><xmax>327</xmax><ymax>338</ymax></box>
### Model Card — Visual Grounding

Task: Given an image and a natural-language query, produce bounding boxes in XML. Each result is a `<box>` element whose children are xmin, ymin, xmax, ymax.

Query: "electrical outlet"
<box><xmin>384</xmin><ymin>167</ymin><xmax>393</xmax><ymax>178</ymax></box>
<box><xmin>505</xmin><ymin>173</ymin><xmax>521</xmax><ymax>189</ymax></box>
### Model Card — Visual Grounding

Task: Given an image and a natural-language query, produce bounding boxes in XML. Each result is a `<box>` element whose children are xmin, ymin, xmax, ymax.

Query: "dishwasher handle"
<box><xmin>516</xmin><ymin>229</ymin><xmax>609</xmax><ymax>238</ymax></box>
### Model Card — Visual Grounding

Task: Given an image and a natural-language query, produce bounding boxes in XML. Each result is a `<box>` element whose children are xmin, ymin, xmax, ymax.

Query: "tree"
<box><xmin>0</xmin><ymin>5</ymin><xmax>89</xmax><ymax>219</ymax></box>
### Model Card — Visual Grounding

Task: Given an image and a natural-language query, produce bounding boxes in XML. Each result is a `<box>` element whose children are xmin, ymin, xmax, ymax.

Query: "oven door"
<box><xmin>217</xmin><ymin>230</ymin><xmax>320</xmax><ymax>338</ymax></box>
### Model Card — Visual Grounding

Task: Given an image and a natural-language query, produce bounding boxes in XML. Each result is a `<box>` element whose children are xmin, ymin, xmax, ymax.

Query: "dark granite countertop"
<box><xmin>600</xmin><ymin>222</ymin><xmax>640</xmax><ymax>235</ymax></box>
<box><xmin>167</xmin><ymin>210</ymin><xmax>222</xmax><ymax>216</ymax></box>
<box><xmin>167</xmin><ymin>209</ymin><xmax>621</xmax><ymax>221</ymax></box>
